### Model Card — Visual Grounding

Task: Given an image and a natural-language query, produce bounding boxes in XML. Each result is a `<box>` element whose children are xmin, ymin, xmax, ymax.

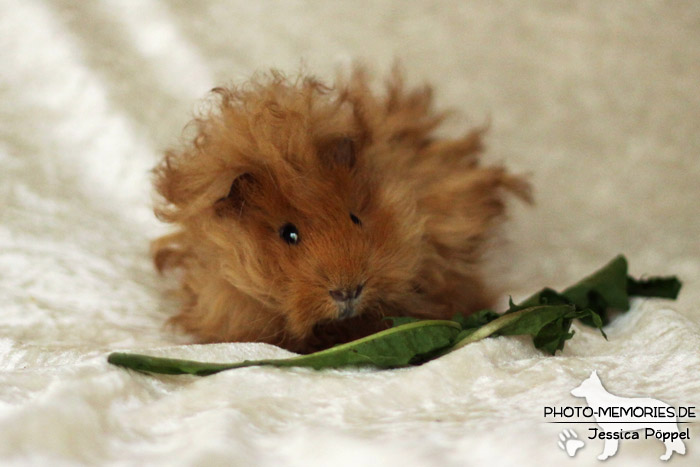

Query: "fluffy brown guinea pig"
<box><xmin>152</xmin><ymin>66</ymin><xmax>530</xmax><ymax>353</ymax></box>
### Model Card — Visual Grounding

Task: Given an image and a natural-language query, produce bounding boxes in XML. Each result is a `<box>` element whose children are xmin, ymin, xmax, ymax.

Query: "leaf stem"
<box><xmin>451</xmin><ymin>306</ymin><xmax>546</xmax><ymax>350</ymax></box>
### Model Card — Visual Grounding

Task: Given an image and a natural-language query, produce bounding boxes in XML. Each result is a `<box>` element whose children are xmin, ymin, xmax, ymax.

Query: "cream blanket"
<box><xmin>2</xmin><ymin>1</ymin><xmax>699</xmax><ymax>465</ymax></box>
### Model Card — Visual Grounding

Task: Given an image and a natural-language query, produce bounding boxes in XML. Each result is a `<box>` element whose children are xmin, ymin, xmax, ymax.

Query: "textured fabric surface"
<box><xmin>1</xmin><ymin>1</ymin><xmax>699</xmax><ymax>465</ymax></box>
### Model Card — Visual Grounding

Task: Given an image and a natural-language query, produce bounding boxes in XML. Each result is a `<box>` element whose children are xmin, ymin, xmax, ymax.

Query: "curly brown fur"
<box><xmin>153</xmin><ymin>66</ymin><xmax>530</xmax><ymax>353</ymax></box>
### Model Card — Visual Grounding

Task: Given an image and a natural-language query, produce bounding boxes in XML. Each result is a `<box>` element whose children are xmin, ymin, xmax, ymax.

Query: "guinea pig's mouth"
<box><xmin>329</xmin><ymin>283</ymin><xmax>365</xmax><ymax>320</ymax></box>
<box><xmin>336</xmin><ymin>302</ymin><xmax>359</xmax><ymax>320</ymax></box>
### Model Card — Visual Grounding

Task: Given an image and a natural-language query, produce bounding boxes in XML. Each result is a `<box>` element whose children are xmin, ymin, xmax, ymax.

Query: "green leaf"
<box><xmin>515</xmin><ymin>288</ymin><xmax>571</xmax><ymax>309</ymax></box>
<box><xmin>108</xmin><ymin>320</ymin><xmax>462</xmax><ymax>375</ymax></box>
<box><xmin>627</xmin><ymin>276</ymin><xmax>682</xmax><ymax>299</ymax></box>
<box><xmin>518</xmin><ymin>255</ymin><xmax>630</xmax><ymax>324</ymax></box>
<box><xmin>107</xmin><ymin>353</ymin><xmax>241</xmax><ymax>376</ymax></box>
<box><xmin>448</xmin><ymin>255</ymin><xmax>679</xmax><ymax>354</ymax></box>
<box><xmin>517</xmin><ymin>255</ymin><xmax>681</xmax><ymax>328</ymax></box>
<box><xmin>451</xmin><ymin>309</ymin><xmax>500</xmax><ymax>330</ymax></box>
<box><xmin>517</xmin><ymin>255</ymin><xmax>625</xmax><ymax>326</ymax></box>
<box><xmin>449</xmin><ymin>304</ymin><xmax>596</xmax><ymax>355</ymax></box>
<box><xmin>532</xmin><ymin>318</ymin><xmax>575</xmax><ymax>355</ymax></box>
<box><xmin>561</xmin><ymin>255</ymin><xmax>630</xmax><ymax>310</ymax></box>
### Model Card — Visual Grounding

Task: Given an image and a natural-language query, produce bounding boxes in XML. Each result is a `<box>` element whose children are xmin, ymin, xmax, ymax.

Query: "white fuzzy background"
<box><xmin>1</xmin><ymin>1</ymin><xmax>699</xmax><ymax>465</ymax></box>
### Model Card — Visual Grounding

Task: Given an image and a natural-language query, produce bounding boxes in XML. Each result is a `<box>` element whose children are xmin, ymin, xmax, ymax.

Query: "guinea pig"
<box><xmin>152</xmin><ymin>66</ymin><xmax>530</xmax><ymax>353</ymax></box>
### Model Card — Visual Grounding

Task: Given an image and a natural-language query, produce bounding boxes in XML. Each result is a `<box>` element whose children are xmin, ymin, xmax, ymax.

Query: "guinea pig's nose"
<box><xmin>329</xmin><ymin>284</ymin><xmax>363</xmax><ymax>302</ymax></box>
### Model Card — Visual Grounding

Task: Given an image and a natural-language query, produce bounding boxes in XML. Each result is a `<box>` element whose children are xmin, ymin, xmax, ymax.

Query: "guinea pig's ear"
<box><xmin>214</xmin><ymin>172</ymin><xmax>258</xmax><ymax>216</ymax></box>
<box><xmin>317</xmin><ymin>136</ymin><xmax>357</xmax><ymax>169</ymax></box>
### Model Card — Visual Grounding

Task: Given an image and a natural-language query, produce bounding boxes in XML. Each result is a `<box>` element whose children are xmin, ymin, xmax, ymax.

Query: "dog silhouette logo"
<box><xmin>570</xmin><ymin>371</ymin><xmax>686</xmax><ymax>461</ymax></box>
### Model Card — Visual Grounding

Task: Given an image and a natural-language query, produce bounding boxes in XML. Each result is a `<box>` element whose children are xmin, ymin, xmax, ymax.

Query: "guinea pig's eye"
<box><xmin>279</xmin><ymin>223</ymin><xmax>300</xmax><ymax>245</ymax></box>
<box><xmin>350</xmin><ymin>213</ymin><xmax>362</xmax><ymax>226</ymax></box>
